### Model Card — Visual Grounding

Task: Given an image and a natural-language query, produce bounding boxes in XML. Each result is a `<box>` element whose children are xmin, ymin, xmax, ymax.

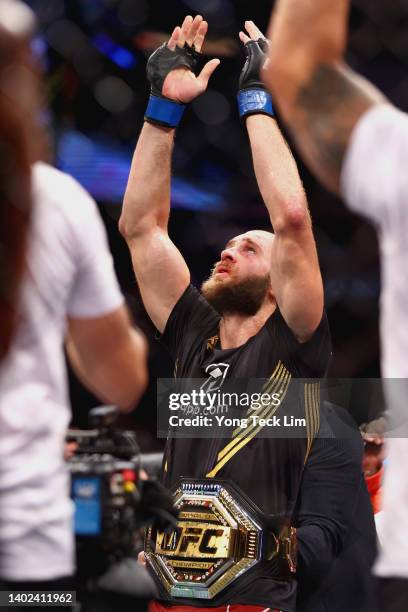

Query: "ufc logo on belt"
<box><xmin>156</xmin><ymin>522</ymin><xmax>231</xmax><ymax>558</ymax></box>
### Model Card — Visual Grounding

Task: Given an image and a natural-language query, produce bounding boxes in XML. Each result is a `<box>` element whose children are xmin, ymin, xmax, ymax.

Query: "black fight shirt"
<box><xmin>156</xmin><ymin>285</ymin><xmax>332</xmax><ymax>611</ymax></box>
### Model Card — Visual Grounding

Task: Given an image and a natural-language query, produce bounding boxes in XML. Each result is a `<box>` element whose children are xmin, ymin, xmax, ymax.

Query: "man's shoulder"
<box><xmin>263</xmin><ymin>307</ymin><xmax>331</xmax><ymax>377</ymax></box>
<box><xmin>32</xmin><ymin>162</ymin><xmax>99</xmax><ymax>222</ymax></box>
<box><xmin>161</xmin><ymin>284</ymin><xmax>220</xmax><ymax>356</ymax></box>
<box><xmin>30</xmin><ymin>163</ymin><xmax>111</xmax><ymax>275</ymax></box>
<box><xmin>341</xmin><ymin>104</ymin><xmax>408</xmax><ymax>225</ymax></box>
<box><xmin>173</xmin><ymin>284</ymin><xmax>219</xmax><ymax>321</ymax></box>
<box><xmin>33</xmin><ymin>161</ymin><xmax>84</xmax><ymax>194</ymax></box>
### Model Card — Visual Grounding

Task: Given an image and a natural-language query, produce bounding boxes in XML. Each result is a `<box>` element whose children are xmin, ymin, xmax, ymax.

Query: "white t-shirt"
<box><xmin>0</xmin><ymin>162</ymin><xmax>124</xmax><ymax>581</ymax></box>
<box><xmin>341</xmin><ymin>104</ymin><xmax>408</xmax><ymax>578</ymax></box>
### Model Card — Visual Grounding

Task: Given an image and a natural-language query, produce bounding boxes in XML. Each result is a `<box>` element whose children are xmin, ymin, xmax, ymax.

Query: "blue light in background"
<box><xmin>31</xmin><ymin>35</ymin><xmax>49</xmax><ymax>70</ymax></box>
<box><xmin>57</xmin><ymin>130</ymin><xmax>226</xmax><ymax>211</ymax></box>
<box><xmin>92</xmin><ymin>33</ymin><xmax>137</xmax><ymax>69</ymax></box>
<box><xmin>31</xmin><ymin>35</ymin><xmax>47</xmax><ymax>58</ymax></box>
<box><xmin>110</xmin><ymin>47</ymin><xmax>136</xmax><ymax>70</ymax></box>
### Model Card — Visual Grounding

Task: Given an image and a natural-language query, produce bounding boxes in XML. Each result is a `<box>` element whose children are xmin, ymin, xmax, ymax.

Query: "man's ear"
<box><xmin>267</xmin><ymin>285</ymin><xmax>276</xmax><ymax>303</ymax></box>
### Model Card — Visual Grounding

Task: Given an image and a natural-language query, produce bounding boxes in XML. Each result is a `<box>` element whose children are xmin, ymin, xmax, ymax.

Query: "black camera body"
<box><xmin>67</xmin><ymin>406</ymin><xmax>142</xmax><ymax>578</ymax></box>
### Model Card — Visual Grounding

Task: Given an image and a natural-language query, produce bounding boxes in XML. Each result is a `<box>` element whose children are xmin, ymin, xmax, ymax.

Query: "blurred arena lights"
<box><xmin>92</xmin><ymin>33</ymin><xmax>137</xmax><ymax>69</ymax></box>
<box><xmin>57</xmin><ymin>129</ymin><xmax>226</xmax><ymax>211</ymax></box>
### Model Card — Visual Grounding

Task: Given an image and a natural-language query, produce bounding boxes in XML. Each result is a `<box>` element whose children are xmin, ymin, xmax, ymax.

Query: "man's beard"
<box><xmin>201</xmin><ymin>273</ymin><xmax>270</xmax><ymax>316</ymax></box>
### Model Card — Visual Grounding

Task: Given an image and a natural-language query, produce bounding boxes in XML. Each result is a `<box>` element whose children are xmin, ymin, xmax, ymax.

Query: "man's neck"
<box><xmin>219</xmin><ymin>302</ymin><xmax>277</xmax><ymax>349</ymax></box>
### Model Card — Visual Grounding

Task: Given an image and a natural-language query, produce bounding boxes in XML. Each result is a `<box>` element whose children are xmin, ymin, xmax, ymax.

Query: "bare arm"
<box><xmin>247</xmin><ymin>114</ymin><xmax>323</xmax><ymax>341</ymax></box>
<box><xmin>264</xmin><ymin>0</ymin><xmax>386</xmax><ymax>194</ymax></box>
<box><xmin>67</xmin><ymin>306</ymin><xmax>148</xmax><ymax>412</ymax></box>
<box><xmin>119</xmin><ymin>122</ymin><xmax>190</xmax><ymax>333</ymax></box>
<box><xmin>119</xmin><ymin>15</ymin><xmax>219</xmax><ymax>332</ymax></box>
<box><xmin>241</xmin><ymin>22</ymin><xmax>323</xmax><ymax>341</ymax></box>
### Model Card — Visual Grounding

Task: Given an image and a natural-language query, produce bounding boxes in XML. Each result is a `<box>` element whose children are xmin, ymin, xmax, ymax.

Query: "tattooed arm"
<box><xmin>263</xmin><ymin>0</ymin><xmax>386</xmax><ymax>194</ymax></box>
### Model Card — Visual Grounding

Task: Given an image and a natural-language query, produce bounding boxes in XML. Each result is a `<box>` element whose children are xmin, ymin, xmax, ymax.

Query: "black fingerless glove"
<box><xmin>237</xmin><ymin>38</ymin><xmax>274</xmax><ymax>121</ymax></box>
<box><xmin>145</xmin><ymin>42</ymin><xmax>200</xmax><ymax>128</ymax></box>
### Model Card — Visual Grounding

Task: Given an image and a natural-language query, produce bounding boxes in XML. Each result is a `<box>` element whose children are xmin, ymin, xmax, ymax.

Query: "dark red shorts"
<box><xmin>149</xmin><ymin>602</ymin><xmax>281</xmax><ymax>612</ymax></box>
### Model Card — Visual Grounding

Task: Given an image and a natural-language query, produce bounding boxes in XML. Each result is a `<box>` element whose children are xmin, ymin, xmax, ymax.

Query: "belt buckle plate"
<box><xmin>145</xmin><ymin>479</ymin><xmax>265</xmax><ymax>600</ymax></box>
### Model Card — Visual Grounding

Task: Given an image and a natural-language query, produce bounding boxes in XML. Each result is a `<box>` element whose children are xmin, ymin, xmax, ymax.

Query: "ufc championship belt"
<box><xmin>144</xmin><ymin>479</ymin><xmax>297</xmax><ymax>600</ymax></box>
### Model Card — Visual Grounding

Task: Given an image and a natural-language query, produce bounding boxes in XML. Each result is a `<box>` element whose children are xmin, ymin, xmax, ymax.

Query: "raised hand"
<box><xmin>162</xmin><ymin>15</ymin><xmax>220</xmax><ymax>103</ymax></box>
<box><xmin>237</xmin><ymin>20</ymin><xmax>273</xmax><ymax>120</ymax></box>
<box><xmin>239</xmin><ymin>20</ymin><xmax>268</xmax><ymax>46</ymax></box>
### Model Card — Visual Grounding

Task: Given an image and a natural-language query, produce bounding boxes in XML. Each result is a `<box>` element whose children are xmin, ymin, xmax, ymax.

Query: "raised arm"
<box><xmin>263</xmin><ymin>0</ymin><xmax>386</xmax><ymax>194</ymax></box>
<box><xmin>238</xmin><ymin>22</ymin><xmax>323</xmax><ymax>342</ymax></box>
<box><xmin>119</xmin><ymin>15</ymin><xmax>219</xmax><ymax>332</ymax></box>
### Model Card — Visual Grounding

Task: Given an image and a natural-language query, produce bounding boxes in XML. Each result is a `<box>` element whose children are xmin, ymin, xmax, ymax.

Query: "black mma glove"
<box><xmin>237</xmin><ymin>37</ymin><xmax>274</xmax><ymax>121</ymax></box>
<box><xmin>145</xmin><ymin>42</ymin><xmax>201</xmax><ymax>128</ymax></box>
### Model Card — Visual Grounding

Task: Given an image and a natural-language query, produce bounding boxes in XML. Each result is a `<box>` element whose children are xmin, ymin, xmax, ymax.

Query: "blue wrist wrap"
<box><xmin>145</xmin><ymin>95</ymin><xmax>186</xmax><ymax>128</ymax></box>
<box><xmin>237</xmin><ymin>89</ymin><xmax>274</xmax><ymax>119</ymax></box>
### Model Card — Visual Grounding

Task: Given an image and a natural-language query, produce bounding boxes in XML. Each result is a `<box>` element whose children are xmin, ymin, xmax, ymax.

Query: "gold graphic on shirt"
<box><xmin>303</xmin><ymin>382</ymin><xmax>321</xmax><ymax>464</ymax></box>
<box><xmin>206</xmin><ymin>335</ymin><xmax>219</xmax><ymax>351</ymax></box>
<box><xmin>206</xmin><ymin>361</ymin><xmax>292</xmax><ymax>478</ymax></box>
<box><xmin>232</xmin><ymin>361</ymin><xmax>291</xmax><ymax>438</ymax></box>
<box><xmin>215</xmin><ymin>361</ymin><xmax>289</xmax><ymax>460</ymax></box>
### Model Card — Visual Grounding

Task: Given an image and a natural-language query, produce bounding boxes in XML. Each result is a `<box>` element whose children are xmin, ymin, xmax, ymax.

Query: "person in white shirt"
<box><xmin>263</xmin><ymin>2</ymin><xmax>408</xmax><ymax>611</ymax></box>
<box><xmin>0</xmin><ymin>0</ymin><xmax>148</xmax><ymax>594</ymax></box>
<box><xmin>0</xmin><ymin>161</ymin><xmax>148</xmax><ymax>584</ymax></box>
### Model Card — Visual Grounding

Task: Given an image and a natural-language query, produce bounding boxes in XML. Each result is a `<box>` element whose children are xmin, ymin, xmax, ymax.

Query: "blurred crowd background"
<box><xmin>24</xmin><ymin>0</ymin><xmax>408</xmax><ymax>446</ymax></box>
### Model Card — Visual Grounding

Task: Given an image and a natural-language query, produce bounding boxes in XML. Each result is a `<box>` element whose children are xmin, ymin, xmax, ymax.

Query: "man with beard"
<box><xmin>120</xmin><ymin>16</ymin><xmax>337</xmax><ymax>612</ymax></box>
